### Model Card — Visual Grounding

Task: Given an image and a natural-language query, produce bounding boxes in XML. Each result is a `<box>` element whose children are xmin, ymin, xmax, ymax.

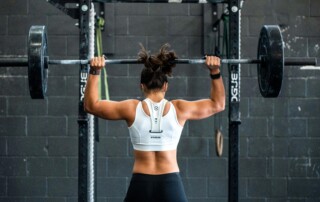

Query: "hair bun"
<box><xmin>157</xmin><ymin>43</ymin><xmax>178</xmax><ymax>76</ymax></box>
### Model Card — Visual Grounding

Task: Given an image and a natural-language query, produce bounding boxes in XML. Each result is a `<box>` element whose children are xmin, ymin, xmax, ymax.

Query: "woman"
<box><xmin>84</xmin><ymin>44</ymin><xmax>225</xmax><ymax>202</ymax></box>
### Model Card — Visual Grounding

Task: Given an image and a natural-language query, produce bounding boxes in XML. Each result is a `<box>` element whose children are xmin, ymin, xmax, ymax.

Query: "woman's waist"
<box><xmin>132</xmin><ymin>157</ymin><xmax>179</xmax><ymax>175</ymax></box>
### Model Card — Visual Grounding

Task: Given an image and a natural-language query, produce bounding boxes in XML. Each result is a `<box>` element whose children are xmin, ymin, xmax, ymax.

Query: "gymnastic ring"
<box><xmin>215</xmin><ymin>129</ymin><xmax>223</xmax><ymax>157</ymax></box>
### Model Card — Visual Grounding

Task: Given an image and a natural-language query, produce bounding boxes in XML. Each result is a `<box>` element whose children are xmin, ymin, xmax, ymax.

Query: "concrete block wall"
<box><xmin>0</xmin><ymin>0</ymin><xmax>319</xmax><ymax>201</ymax></box>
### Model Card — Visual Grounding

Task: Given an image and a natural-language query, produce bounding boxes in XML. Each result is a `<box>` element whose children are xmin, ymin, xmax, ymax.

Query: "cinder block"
<box><xmin>288</xmin><ymin>158</ymin><xmax>308</xmax><ymax>177</ymax></box>
<box><xmin>241</xmin><ymin>77</ymin><xmax>261</xmax><ymax>98</ymax></box>
<box><xmin>272</xmin><ymin>158</ymin><xmax>289</xmax><ymax>177</ymax></box>
<box><xmin>28</xmin><ymin>157</ymin><xmax>67</xmax><ymax>177</ymax></box>
<box><xmin>149</xmin><ymin>4</ymin><xmax>189</xmax><ymax>16</ymax></box>
<box><xmin>47</xmin><ymin>36</ymin><xmax>67</xmax><ymax>56</ymax></box>
<box><xmin>115</xmin><ymin>16</ymin><xmax>128</xmax><ymax>35</ymax></box>
<box><xmin>47</xmin><ymin>137</ymin><xmax>78</xmax><ymax>156</ymax></box>
<box><xmin>0</xmin><ymin>77</ymin><xmax>28</xmax><ymax>96</ymax></box>
<box><xmin>272</xmin><ymin>0</ymin><xmax>309</xmax><ymax>16</ymax></box>
<box><xmin>129</xmin><ymin>16</ymin><xmax>168</xmax><ymax>36</ymax></box>
<box><xmin>28</xmin><ymin>116</ymin><xmax>67</xmax><ymax>137</ymax></box>
<box><xmin>240</xmin><ymin>118</ymin><xmax>268</xmax><ymax>137</ymax></box>
<box><xmin>107</xmin><ymin>157</ymin><xmax>133</xmax><ymax>177</ymax></box>
<box><xmin>248</xmin><ymin>98</ymin><xmax>274</xmax><ymax>117</ymax></box>
<box><xmin>307</xmin><ymin>78</ymin><xmax>320</xmax><ymax>97</ymax></box>
<box><xmin>242</xmin><ymin>0</ymin><xmax>273</xmax><ymax>16</ymax></box>
<box><xmin>0</xmin><ymin>117</ymin><xmax>26</xmax><ymax>136</ymax></box>
<box><xmin>169</xmin><ymin>16</ymin><xmax>202</xmax><ymax>36</ymax></box>
<box><xmin>47</xmin><ymin>16</ymin><xmax>78</xmax><ymax>36</ymax></box>
<box><xmin>115</xmin><ymin>3</ymin><xmax>148</xmax><ymax>16</ymax></box>
<box><xmin>208</xmin><ymin>178</ymin><xmax>227</xmax><ymax>197</ymax></box>
<box><xmin>47</xmin><ymin>76</ymin><xmax>67</xmax><ymax>97</ymax></box>
<box><xmin>66</xmin><ymin>36</ymin><xmax>80</xmax><ymax>57</ymax></box>
<box><xmin>47</xmin><ymin>178</ymin><xmax>77</xmax><ymax>197</ymax></box>
<box><xmin>188</xmin><ymin>117</ymin><xmax>215</xmax><ymax>137</ymax></box>
<box><xmin>0</xmin><ymin>36</ymin><xmax>26</xmax><ymax>55</ymax></box>
<box><xmin>187</xmin><ymin>77</ymin><xmax>210</xmax><ymax>97</ymax></box>
<box><xmin>8</xmin><ymin>98</ymin><xmax>47</xmax><ymax>116</ymax></box>
<box><xmin>189</xmin><ymin>4</ymin><xmax>202</xmax><ymax>16</ymax></box>
<box><xmin>98</xmin><ymin>137</ymin><xmax>128</xmax><ymax>157</ymax></box>
<box><xmin>281</xmin><ymin>78</ymin><xmax>306</xmax><ymax>97</ymax></box>
<box><xmin>0</xmin><ymin>177</ymin><xmax>5</xmax><ymax>196</ymax></box>
<box><xmin>248</xmin><ymin>178</ymin><xmax>287</xmax><ymax>197</ymax></box>
<box><xmin>288</xmin><ymin>139</ymin><xmax>320</xmax><ymax>157</ymax></box>
<box><xmin>7</xmin><ymin>137</ymin><xmax>47</xmax><ymax>156</ymax></box>
<box><xmin>107</xmin><ymin>77</ymin><xmax>140</xmax><ymax>97</ymax></box>
<box><xmin>65</xmin><ymin>76</ymin><xmax>79</xmax><ymax>97</ymax></box>
<box><xmin>0</xmin><ymin>137</ymin><xmax>6</xmax><ymax>156</ymax></box>
<box><xmin>8</xmin><ymin>16</ymin><xmax>47</xmax><ymax>36</ymax></box>
<box><xmin>308</xmin><ymin>118</ymin><xmax>320</xmax><ymax>137</ymax></box>
<box><xmin>25</xmin><ymin>197</ymin><xmax>67</xmax><ymax>202</ymax></box>
<box><xmin>0</xmin><ymin>16</ymin><xmax>7</xmax><ymax>35</ymax></box>
<box><xmin>240</xmin><ymin>158</ymin><xmax>266</xmax><ymax>177</ymax></box>
<box><xmin>96</xmin><ymin>157</ymin><xmax>108</xmax><ymax>178</ymax></box>
<box><xmin>48</xmin><ymin>97</ymin><xmax>78</xmax><ymax>116</ymax></box>
<box><xmin>66</xmin><ymin>157</ymin><xmax>78</xmax><ymax>177</ymax></box>
<box><xmin>8</xmin><ymin>177</ymin><xmax>46</xmax><ymax>196</ymax></box>
<box><xmin>311</xmin><ymin>0</ymin><xmax>320</xmax><ymax>16</ymax></box>
<box><xmin>107</xmin><ymin>119</ymin><xmax>129</xmax><ymax>138</ymax></box>
<box><xmin>29</xmin><ymin>0</ymin><xmax>61</xmax><ymax>15</ymax></box>
<box><xmin>0</xmin><ymin>1</ymin><xmax>27</xmax><ymax>15</ymax></box>
<box><xmin>188</xmin><ymin>37</ymin><xmax>203</xmax><ymax>57</ymax></box>
<box><xmin>182</xmin><ymin>178</ymin><xmax>207</xmax><ymax>197</ymax></box>
<box><xmin>273</xmin><ymin>137</ymin><xmax>289</xmax><ymax>157</ymax></box>
<box><xmin>147</xmin><ymin>36</ymin><xmax>188</xmax><ymax>57</ymax></box>
<box><xmin>248</xmin><ymin>137</ymin><xmax>272</xmax><ymax>157</ymax></box>
<box><xmin>288</xmin><ymin>179</ymin><xmax>320</xmax><ymax>197</ymax></box>
<box><xmin>178</xmin><ymin>137</ymin><xmax>208</xmax><ymax>157</ymax></box>
<box><xmin>97</xmin><ymin>177</ymin><xmax>127</xmax><ymax>197</ymax></box>
<box><xmin>114</xmin><ymin>36</ymin><xmax>146</xmax><ymax>57</ymax></box>
<box><xmin>0</xmin><ymin>157</ymin><xmax>26</xmax><ymax>176</ymax></box>
<box><xmin>288</xmin><ymin>98</ymin><xmax>320</xmax><ymax>118</ymax></box>
<box><xmin>188</xmin><ymin>158</ymin><xmax>227</xmax><ymax>177</ymax></box>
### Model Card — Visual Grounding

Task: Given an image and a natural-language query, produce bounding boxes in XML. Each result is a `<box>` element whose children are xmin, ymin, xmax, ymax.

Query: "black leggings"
<box><xmin>124</xmin><ymin>172</ymin><xmax>188</xmax><ymax>202</ymax></box>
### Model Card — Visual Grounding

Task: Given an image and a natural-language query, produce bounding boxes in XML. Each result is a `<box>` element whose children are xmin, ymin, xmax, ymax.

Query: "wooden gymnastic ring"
<box><xmin>215</xmin><ymin>129</ymin><xmax>223</xmax><ymax>157</ymax></box>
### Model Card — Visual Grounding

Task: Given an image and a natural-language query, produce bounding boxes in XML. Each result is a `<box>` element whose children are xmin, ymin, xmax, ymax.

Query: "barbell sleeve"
<box><xmin>284</xmin><ymin>57</ymin><xmax>317</xmax><ymax>66</ymax></box>
<box><xmin>0</xmin><ymin>57</ymin><xmax>28</xmax><ymax>66</ymax></box>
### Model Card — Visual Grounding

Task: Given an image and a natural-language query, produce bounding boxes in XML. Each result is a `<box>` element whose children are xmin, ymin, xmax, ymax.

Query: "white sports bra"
<box><xmin>128</xmin><ymin>98</ymin><xmax>183</xmax><ymax>151</ymax></box>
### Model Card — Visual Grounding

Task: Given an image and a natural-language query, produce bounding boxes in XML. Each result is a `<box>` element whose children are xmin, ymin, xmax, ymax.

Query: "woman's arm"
<box><xmin>173</xmin><ymin>56</ymin><xmax>225</xmax><ymax>123</ymax></box>
<box><xmin>84</xmin><ymin>57</ymin><xmax>137</xmax><ymax>121</ymax></box>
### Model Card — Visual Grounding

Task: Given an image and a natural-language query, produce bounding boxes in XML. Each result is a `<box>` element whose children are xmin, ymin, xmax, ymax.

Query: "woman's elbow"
<box><xmin>216</xmin><ymin>100</ymin><xmax>226</xmax><ymax>113</ymax></box>
<box><xmin>83</xmin><ymin>101</ymin><xmax>95</xmax><ymax>114</ymax></box>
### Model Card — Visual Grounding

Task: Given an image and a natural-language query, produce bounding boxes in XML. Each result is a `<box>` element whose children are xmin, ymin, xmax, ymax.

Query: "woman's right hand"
<box><xmin>90</xmin><ymin>56</ymin><xmax>105</xmax><ymax>70</ymax></box>
<box><xmin>205</xmin><ymin>56</ymin><xmax>221</xmax><ymax>74</ymax></box>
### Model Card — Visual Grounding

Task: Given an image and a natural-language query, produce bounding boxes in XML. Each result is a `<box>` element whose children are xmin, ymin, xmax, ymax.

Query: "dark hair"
<box><xmin>138</xmin><ymin>43</ymin><xmax>177</xmax><ymax>91</ymax></box>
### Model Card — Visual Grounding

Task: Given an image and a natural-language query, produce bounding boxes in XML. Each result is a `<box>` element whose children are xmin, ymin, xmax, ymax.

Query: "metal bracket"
<box><xmin>47</xmin><ymin>0</ymin><xmax>80</xmax><ymax>19</ymax></box>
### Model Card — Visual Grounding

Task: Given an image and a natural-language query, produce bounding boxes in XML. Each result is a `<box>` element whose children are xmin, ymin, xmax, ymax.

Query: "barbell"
<box><xmin>0</xmin><ymin>25</ymin><xmax>317</xmax><ymax>99</ymax></box>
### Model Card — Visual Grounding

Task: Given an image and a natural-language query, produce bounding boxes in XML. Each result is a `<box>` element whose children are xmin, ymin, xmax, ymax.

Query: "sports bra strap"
<box><xmin>144</xmin><ymin>98</ymin><xmax>167</xmax><ymax>133</ymax></box>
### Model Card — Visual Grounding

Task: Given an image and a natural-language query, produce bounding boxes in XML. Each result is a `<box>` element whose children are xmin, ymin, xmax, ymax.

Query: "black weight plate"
<box><xmin>28</xmin><ymin>25</ymin><xmax>48</xmax><ymax>99</ymax></box>
<box><xmin>257</xmin><ymin>25</ymin><xmax>284</xmax><ymax>98</ymax></box>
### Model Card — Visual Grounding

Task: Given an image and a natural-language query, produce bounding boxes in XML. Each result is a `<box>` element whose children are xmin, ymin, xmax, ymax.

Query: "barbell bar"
<box><xmin>0</xmin><ymin>25</ymin><xmax>318</xmax><ymax>99</ymax></box>
<box><xmin>0</xmin><ymin>56</ymin><xmax>316</xmax><ymax>66</ymax></box>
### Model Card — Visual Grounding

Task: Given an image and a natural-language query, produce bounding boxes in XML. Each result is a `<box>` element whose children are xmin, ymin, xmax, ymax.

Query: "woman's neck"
<box><xmin>145</xmin><ymin>91</ymin><xmax>165</xmax><ymax>102</ymax></box>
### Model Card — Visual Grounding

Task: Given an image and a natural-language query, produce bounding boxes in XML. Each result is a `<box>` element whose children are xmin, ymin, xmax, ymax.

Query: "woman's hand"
<box><xmin>90</xmin><ymin>56</ymin><xmax>105</xmax><ymax>70</ymax></box>
<box><xmin>205</xmin><ymin>56</ymin><xmax>220</xmax><ymax>74</ymax></box>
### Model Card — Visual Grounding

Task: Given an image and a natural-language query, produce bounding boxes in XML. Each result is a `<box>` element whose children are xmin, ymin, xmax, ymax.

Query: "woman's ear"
<box><xmin>162</xmin><ymin>82</ymin><xmax>168</xmax><ymax>92</ymax></box>
<box><xmin>140</xmin><ymin>84</ymin><xmax>145</xmax><ymax>91</ymax></box>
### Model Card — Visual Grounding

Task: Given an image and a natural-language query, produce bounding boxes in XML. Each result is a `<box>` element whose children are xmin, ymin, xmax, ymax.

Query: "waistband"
<box><xmin>131</xmin><ymin>172</ymin><xmax>181</xmax><ymax>182</ymax></box>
